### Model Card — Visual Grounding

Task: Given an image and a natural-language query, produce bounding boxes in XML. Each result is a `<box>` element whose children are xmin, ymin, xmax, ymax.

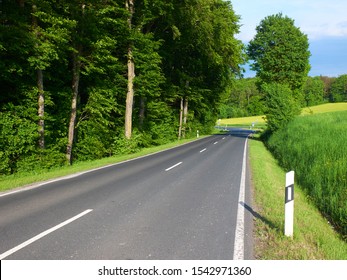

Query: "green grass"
<box><xmin>235</xmin><ymin>102</ymin><xmax>347</xmax><ymax>258</ymax></box>
<box><xmin>302</xmin><ymin>102</ymin><xmax>347</xmax><ymax>115</ymax></box>
<box><xmin>0</xmin><ymin>137</ymin><xmax>204</xmax><ymax>192</ymax></box>
<box><xmin>249</xmin><ymin>139</ymin><xmax>347</xmax><ymax>259</ymax></box>
<box><xmin>266</xmin><ymin>111</ymin><xmax>347</xmax><ymax>236</ymax></box>
<box><xmin>220</xmin><ymin>115</ymin><xmax>266</xmax><ymax>126</ymax></box>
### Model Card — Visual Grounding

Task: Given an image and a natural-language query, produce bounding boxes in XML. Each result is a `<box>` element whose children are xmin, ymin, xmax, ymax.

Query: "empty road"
<box><xmin>0</xmin><ymin>131</ymin><xmax>253</xmax><ymax>260</ymax></box>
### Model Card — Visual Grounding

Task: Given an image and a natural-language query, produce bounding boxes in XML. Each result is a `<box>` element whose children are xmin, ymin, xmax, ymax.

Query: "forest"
<box><xmin>2</xmin><ymin>1</ymin><xmax>347</xmax><ymax>176</ymax></box>
<box><xmin>0</xmin><ymin>0</ymin><xmax>244</xmax><ymax>175</ymax></box>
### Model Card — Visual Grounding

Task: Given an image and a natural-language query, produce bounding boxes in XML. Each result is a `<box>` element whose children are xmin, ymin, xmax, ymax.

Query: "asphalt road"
<box><xmin>0</xmin><ymin>131</ymin><xmax>253</xmax><ymax>260</ymax></box>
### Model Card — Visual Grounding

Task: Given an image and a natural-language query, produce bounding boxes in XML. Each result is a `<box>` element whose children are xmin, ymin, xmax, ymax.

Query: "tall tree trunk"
<box><xmin>37</xmin><ymin>69</ymin><xmax>45</xmax><ymax>149</ymax></box>
<box><xmin>66</xmin><ymin>49</ymin><xmax>81</xmax><ymax>165</ymax></box>
<box><xmin>178</xmin><ymin>97</ymin><xmax>183</xmax><ymax>140</ymax></box>
<box><xmin>32</xmin><ymin>4</ymin><xmax>45</xmax><ymax>149</ymax></box>
<box><xmin>125</xmin><ymin>0</ymin><xmax>135</xmax><ymax>139</ymax></box>
<box><xmin>182</xmin><ymin>97</ymin><xmax>188</xmax><ymax>139</ymax></box>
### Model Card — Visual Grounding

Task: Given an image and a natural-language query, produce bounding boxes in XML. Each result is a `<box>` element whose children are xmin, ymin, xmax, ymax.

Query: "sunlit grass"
<box><xmin>249</xmin><ymin>139</ymin><xmax>347</xmax><ymax>259</ymax></box>
<box><xmin>219</xmin><ymin>115</ymin><xmax>266</xmax><ymax>126</ymax></box>
<box><xmin>301</xmin><ymin>102</ymin><xmax>347</xmax><ymax>115</ymax></box>
<box><xmin>266</xmin><ymin>111</ymin><xmax>347</xmax><ymax>237</ymax></box>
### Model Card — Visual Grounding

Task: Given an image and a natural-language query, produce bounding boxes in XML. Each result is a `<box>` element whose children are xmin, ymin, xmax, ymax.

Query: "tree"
<box><xmin>330</xmin><ymin>74</ymin><xmax>347</xmax><ymax>102</ymax></box>
<box><xmin>29</xmin><ymin>1</ymin><xmax>73</xmax><ymax>149</ymax></box>
<box><xmin>65</xmin><ymin>0</ymin><xmax>128</xmax><ymax>163</ymax></box>
<box><xmin>218</xmin><ymin>77</ymin><xmax>264</xmax><ymax>118</ymax></box>
<box><xmin>247</xmin><ymin>13</ymin><xmax>310</xmax><ymax>92</ymax></box>
<box><xmin>125</xmin><ymin>0</ymin><xmax>135</xmax><ymax>139</ymax></box>
<box><xmin>303</xmin><ymin>76</ymin><xmax>325</xmax><ymax>106</ymax></box>
<box><xmin>64</xmin><ymin>1</ymin><xmax>87</xmax><ymax>165</ymax></box>
<box><xmin>157</xmin><ymin>0</ymin><xmax>244</xmax><ymax>135</ymax></box>
<box><xmin>319</xmin><ymin>76</ymin><xmax>335</xmax><ymax>100</ymax></box>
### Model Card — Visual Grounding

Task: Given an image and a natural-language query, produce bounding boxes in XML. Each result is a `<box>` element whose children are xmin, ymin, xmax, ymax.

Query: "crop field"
<box><xmin>301</xmin><ymin>102</ymin><xmax>347</xmax><ymax>115</ymax></box>
<box><xmin>219</xmin><ymin>115</ymin><xmax>266</xmax><ymax>126</ymax></box>
<box><xmin>266</xmin><ymin>110</ymin><xmax>347</xmax><ymax>237</ymax></box>
<box><xmin>219</xmin><ymin>102</ymin><xmax>347</xmax><ymax>127</ymax></box>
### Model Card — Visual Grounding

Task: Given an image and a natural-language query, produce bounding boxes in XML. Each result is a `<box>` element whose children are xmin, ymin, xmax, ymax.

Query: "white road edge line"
<box><xmin>0</xmin><ymin>209</ymin><xmax>93</xmax><ymax>260</ymax></box>
<box><xmin>200</xmin><ymin>148</ymin><xmax>207</xmax><ymax>153</ymax></box>
<box><xmin>233</xmin><ymin>137</ymin><xmax>248</xmax><ymax>260</ymax></box>
<box><xmin>165</xmin><ymin>162</ymin><xmax>182</xmax><ymax>172</ymax></box>
<box><xmin>214</xmin><ymin>141</ymin><xmax>218</xmax><ymax>145</ymax></box>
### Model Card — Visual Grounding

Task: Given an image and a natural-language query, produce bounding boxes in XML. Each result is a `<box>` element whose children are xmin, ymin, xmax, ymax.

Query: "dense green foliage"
<box><xmin>262</xmin><ymin>83</ymin><xmax>300</xmax><ymax>132</ymax></box>
<box><xmin>266</xmin><ymin>111</ymin><xmax>347</xmax><ymax>237</ymax></box>
<box><xmin>330</xmin><ymin>74</ymin><xmax>347</xmax><ymax>102</ymax></box>
<box><xmin>218</xmin><ymin>75</ymin><xmax>328</xmax><ymax>120</ymax></box>
<box><xmin>247</xmin><ymin>13</ymin><xmax>310</xmax><ymax>93</ymax></box>
<box><xmin>0</xmin><ymin>0</ymin><xmax>243</xmax><ymax>175</ymax></box>
<box><xmin>218</xmin><ymin>78</ymin><xmax>265</xmax><ymax>118</ymax></box>
<box><xmin>303</xmin><ymin>76</ymin><xmax>325</xmax><ymax>106</ymax></box>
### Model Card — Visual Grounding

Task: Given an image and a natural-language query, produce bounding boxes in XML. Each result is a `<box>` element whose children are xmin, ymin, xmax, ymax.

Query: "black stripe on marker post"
<box><xmin>285</xmin><ymin>184</ymin><xmax>294</xmax><ymax>203</ymax></box>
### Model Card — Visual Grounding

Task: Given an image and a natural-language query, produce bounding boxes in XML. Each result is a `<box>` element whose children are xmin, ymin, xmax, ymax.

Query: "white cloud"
<box><xmin>232</xmin><ymin>0</ymin><xmax>347</xmax><ymax>41</ymax></box>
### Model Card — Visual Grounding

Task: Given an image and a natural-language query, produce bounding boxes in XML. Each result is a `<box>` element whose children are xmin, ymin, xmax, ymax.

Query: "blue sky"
<box><xmin>231</xmin><ymin>0</ymin><xmax>347</xmax><ymax>77</ymax></box>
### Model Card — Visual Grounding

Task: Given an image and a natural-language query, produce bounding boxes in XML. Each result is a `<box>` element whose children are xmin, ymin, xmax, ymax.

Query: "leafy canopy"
<box><xmin>247</xmin><ymin>13</ymin><xmax>310</xmax><ymax>91</ymax></box>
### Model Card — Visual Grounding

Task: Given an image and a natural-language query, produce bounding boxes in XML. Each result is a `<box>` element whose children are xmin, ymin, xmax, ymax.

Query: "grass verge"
<box><xmin>249</xmin><ymin>138</ymin><xmax>347</xmax><ymax>259</ymax></box>
<box><xmin>0</xmin><ymin>137</ymin><xmax>205</xmax><ymax>192</ymax></box>
<box><xmin>266</xmin><ymin>111</ymin><xmax>347</xmax><ymax>236</ymax></box>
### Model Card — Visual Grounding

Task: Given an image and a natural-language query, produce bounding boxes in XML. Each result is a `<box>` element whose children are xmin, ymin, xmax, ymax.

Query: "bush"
<box><xmin>262</xmin><ymin>83</ymin><xmax>301</xmax><ymax>132</ymax></box>
<box><xmin>111</xmin><ymin>132</ymin><xmax>143</xmax><ymax>155</ymax></box>
<box><xmin>16</xmin><ymin>149</ymin><xmax>66</xmax><ymax>173</ymax></box>
<box><xmin>0</xmin><ymin>111</ymin><xmax>37</xmax><ymax>175</ymax></box>
<box><xmin>74</xmin><ymin>135</ymin><xmax>109</xmax><ymax>161</ymax></box>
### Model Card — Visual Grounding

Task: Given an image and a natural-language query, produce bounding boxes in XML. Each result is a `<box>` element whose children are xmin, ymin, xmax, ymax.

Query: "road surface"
<box><xmin>0</xmin><ymin>131</ymin><xmax>253</xmax><ymax>260</ymax></box>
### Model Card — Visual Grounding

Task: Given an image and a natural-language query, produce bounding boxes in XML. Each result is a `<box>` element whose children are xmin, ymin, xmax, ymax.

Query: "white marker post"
<box><xmin>285</xmin><ymin>171</ymin><xmax>295</xmax><ymax>237</ymax></box>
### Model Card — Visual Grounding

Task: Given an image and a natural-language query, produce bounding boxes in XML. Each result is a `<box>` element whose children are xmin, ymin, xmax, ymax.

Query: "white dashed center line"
<box><xmin>165</xmin><ymin>162</ymin><xmax>182</xmax><ymax>171</ymax></box>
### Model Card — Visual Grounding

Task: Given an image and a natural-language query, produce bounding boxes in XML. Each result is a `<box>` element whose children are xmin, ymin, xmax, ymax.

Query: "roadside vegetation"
<box><xmin>266</xmin><ymin>111</ymin><xmax>347</xmax><ymax>237</ymax></box>
<box><xmin>0</xmin><ymin>0</ymin><xmax>243</xmax><ymax>175</ymax></box>
<box><xmin>249</xmin><ymin>138</ymin><xmax>347</xmax><ymax>259</ymax></box>
<box><xmin>218</xmin><ymin>101</ymin><xmax>347</xmax><ymax>258</ymax></box>
<box><xmin>237</xmin><ymin>100</ymin><xmax>347</xmax><ymax>258</ymax></box>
